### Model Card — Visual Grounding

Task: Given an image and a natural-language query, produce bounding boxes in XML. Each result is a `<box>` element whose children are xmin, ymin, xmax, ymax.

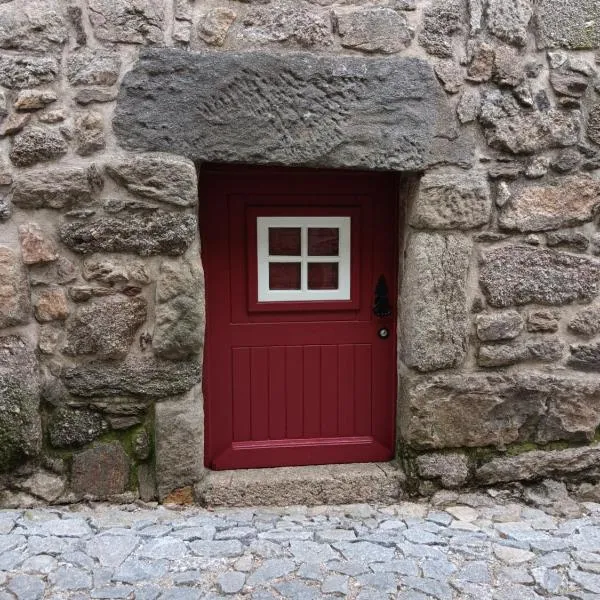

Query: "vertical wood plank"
<box><xmin>320</xmin><ymin>345</ymin><xmax>339</xmax><ymax>437</ymax></box>
<box><xmin>268</xmin><ymin>347</ymin><xmax>286</xmax><ymax>440</ymax></box>
<box><xmin>251</xmin><ymin>347</ymin><xmax>269</xmax><ymax>441</ymax></box>
<box><xmin>286</xmin><ymin>346</ymin><xmax>304</xmax><ymax>439</ymax></box>
<box><xmin>303</xmin><ymin>346</ymin><xmax>321</xmax><ymax>437</ymax></box>
<box><xmin>354</xmin><ymin>344</ymin><xmax>372</xmax><ymax>436</ymax></box>
<box><xmin>232</xmin><ymin>348</ymin><xmax>251</xmax><ymax>442</ymax></box>
<box><xmin>338</xmin><ymin>344</ymin><xmax>355</xmax><ymax>437</ymax></box>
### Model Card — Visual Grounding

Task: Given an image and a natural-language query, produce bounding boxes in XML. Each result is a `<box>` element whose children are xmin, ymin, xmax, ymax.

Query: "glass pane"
<box><xmin>307</xmin><ymin>263</ymin><xmax>339</xmax><ymax>290</ymax></box>
<box><xmin>308</xmin><ymin>228</ymin><xmax>339</xmax><ymax>256</ymax></box>
<box><xmin>269</xmin><ymin>263</ymin><xmax>301</xmax><ymax>290</ymax></box>
<box><xmin>269</xmin><ymin>228</ymin><xmax>301</xmax><ymax>256</ymax></box>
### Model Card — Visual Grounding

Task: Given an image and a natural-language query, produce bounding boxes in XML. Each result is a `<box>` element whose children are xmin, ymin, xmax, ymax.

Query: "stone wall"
<box><xmin>1</xmin><ymin>0</ymin><xmax>600</xmax><ymax>506</ymax></box>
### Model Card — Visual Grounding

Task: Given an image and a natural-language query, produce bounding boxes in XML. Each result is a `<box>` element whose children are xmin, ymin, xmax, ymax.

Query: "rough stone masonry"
<box><xmin>2</xmin><ymin>0</ymin><xmax>600</xmax><ymax>507</ymax></box>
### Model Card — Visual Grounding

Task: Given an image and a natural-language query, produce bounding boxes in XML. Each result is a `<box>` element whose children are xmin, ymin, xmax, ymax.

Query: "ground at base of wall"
<box><xmin>1</xmin><ymin>483</ymin><xmax>599</xmax><ymax>599</ymax></box>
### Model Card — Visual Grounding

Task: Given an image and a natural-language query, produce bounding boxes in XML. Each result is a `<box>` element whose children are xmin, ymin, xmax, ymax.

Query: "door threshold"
<box><xmin>195</xmin><ymin>462</ymin><xmax>406</xmax><ymax>507</ymax></box>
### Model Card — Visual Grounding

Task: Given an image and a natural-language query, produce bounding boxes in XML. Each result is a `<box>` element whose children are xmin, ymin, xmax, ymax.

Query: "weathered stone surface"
<box><xmin>418</xmin><ymin>0</ymin><xmax>463</xmax><ymax>58</ymax></box>
<box><xmin>480</xmin><ymin>91</ymin><xmax>580</xmax><ymax>154</ymax></box>
<box><xmin>569</xmin><ymin>306</ymin><xmax>600</xmax><ymax>337</ymax></box>
<box><xmin>114</xmin><ymin>50</ymin><xmax>449</xmax><ymax>171</ymax></box>
<box><xmin>0</xmin><ymin>195</ymin><xmax>11</xmax><ymax>221</ymax></box>
<box><xmin>106</xmin><ymin>154</ymin><xmax>197</xmax><ymax>208</ymax></box>
<box><xmin>477</xmin><ymin>446</ymin><xmax>600</xmax><ymax>484</ymax></box>
<box><xmin>478</xmin><ymin>338</ymin><xmax>564</xmax><ymax>367</ymax></box>
<box><xmin>48</xmin><ymin>407</ymin><xmax>108</xmax><ymax>449</ymax></box>
<box><xmin>400</xmin><ymin>233</ymin><xmax>471</xmax><ymax>372</ymax></box>
<box><xmin>9</xmin><ymin>127</ymin><xmax>67</xmax><ymax>167</ymax></box>
<box><xmin>527</xmin><ymin>309</ymin><xmax>560</xmax><ymax>332</ymax></box>
<box><xmin>0</xmin><ymin>336</ymin><xmax>41</xmax><ymax>472</ymax></box>
<box><xmin>63</xmin><ymin>297</ymin><xmax>147</xmax><ymax>359</ymax></box>
<box><xmin>476</xmin><ymin>310</ymin><xmax>523</xmax><ymax>341</ymax></box>
<box><xmin>569</xmin><ymin>342</ymin><xmax>600</xmax><ymax>371</ymax></box>
<box><xmin>434</xmin><ymin>60</ymin><xmax>463</xmax><ymax>94</ymax></box>
<box><xmin>0</xmin><ymin>247</ymin><xmax>30</xmax><ymax>328</ymax></box>
<box><xmin>0</xmin><ymin>55</ymin><xmax>59</xmax><ymax>89</ymax></box>
<box><xmin>401</xmin><ymin>371</ymin><xmax>600</xmax><ymax>449</ymax></box>
<box><xmin>499</xmin><ymin>176</ymin><xmax>600</xmax><ymax>232</ymax></box>
<box><xmin>88</xmin><ymin>0</ymin><xmax>164</xmax><ymax>44</ymax></box>
<box><xmin>12</xmin><ymin>166</ymin><xmax>100</xmax><ymax>209</ymax></box>
<box><xmin>34</xmin><ymin>288</ymin><xmax>69</xmax><ymax>323</ymax></box>
<box><xmin>20</xmin><ymin>470</ymin><xmax>64</xmax><ymax>502</ymax></box>
<box><xmin>240</xmin><ymin>5</ymin><xmax>330</xmax><ymax>47</ymax></box>
<box><xmin>59</xmin><ymin>212</ymin><xmax>196</xmax><ymax>256</ymax></box>
<box><xmin>74</xmin><ymin>88</ymin><xmax>118</xmax><ymax>105</ymax></box>
<box><xmin>588</xmin><ymin>103</ymin><xmax>600</xmax><ymax>146</ymax></box>
<box><xmin>75</xmin><ymin>112</ymin><xmax>105</xmax><ymax>156</ymax></box>
<box><xmin>71</xmin><ymin>442</ymin><xmax>130</xmax><ymax>498</ymax></box>
<box><xmin>415</xmin><ymin>453</ymin><xmax>469</xmax><ymax>488</ymax></box>
<box><xmin>154</xmin><ymin>260</ymin><xmax>204</xmax><ymax>359</ymax></box>
<box><xmin>493</xmin><ymin>44</ymin><xmax>524</xmax><ymax>87</ymax></box>
<box><xmin>410</xmin><ymin>169</ymin><xmax>491</xmax><ymax>230</ymax></box>
<box><xmin>67</xmin><ymin>50</ymin><xmax>121</xmax><ymax>86</ymax></box>
<box><xmin>480</xmin><ymin>246</ymin><xmax>600</xmax><ymax>307</ymax></box>
<box><xmin>198</xmin><ymin>8</ymin><xmax>236</xmax><ymax>46</ymax></box>
<box><xmin>485</xmin><ymin>0</ymin><xmax>531</xmax><ymax>47</ymax></box>
<box><xmin>0</xmin><ymin>0</ymin><xmax>67</xmax><ymax>52</ymax></box>
<box><xmin>546</xmin><ymin>229</ymin><xmax>589</xmax><ymax>252</ymax></box>
<box><xmin>457</xmin><ymin>88</ymin><xmax>480</xmax><ymax>123</ymax></box>
<box><xmin>535</xmin><ymin>0</ymin><xmax>600</xmax><ymax>49</ymax></box>
<box><xmin>467</xmin><ymin>41</ymin><xmax>494</xmax><ymax>82</ymax></box>
<box><xmin>29</xmin><ymin>257</ymin><xmax>77</xmax><ymax>287</ymax></box>
<box><xmin>0</xmin><ymin>113</ymin><xmax>31</xmax><ymax>138</ymax></box>
<box><xmin>62</xmin><ymin>356</ymin><xmax>201</xmax><ymax>398</ymax></box>
<box><xmin>334</xmin><ymin>8</ymin><xmax>413</xmax><ymax>54</ymax></box>
<box><xmin>82</xmin><ymin>257</ymin><xmax>150</xmax><ymax>285</ymax></box>
<box><xmin>14</xmin><ymin>90</ymin><xmax>57</xmax><ymax>112</ymax></box>
<box><xmin>155</xmin><ymin>389</ymin><xmax>203</xmax><ymax>500</ymax></box>
<box><xmin>19</xmin><ymin>223</ymin><xmax>58</xmax><ymax>265</ymax></box>
<box><xmin>550</xmin><ymin>70</ymin><xmax>589</xmax><ymax>98</ymax></box>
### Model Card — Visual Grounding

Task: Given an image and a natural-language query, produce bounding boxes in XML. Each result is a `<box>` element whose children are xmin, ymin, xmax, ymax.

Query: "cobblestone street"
<box><xmin>1</xmin><ymin>485</ymin><xmax>600</xmax><ymax>599</ymax></box>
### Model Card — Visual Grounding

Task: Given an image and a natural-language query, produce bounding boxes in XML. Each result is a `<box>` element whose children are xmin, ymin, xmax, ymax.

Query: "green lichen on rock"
<box><xmin>0</xmin><ymin>336</ymin><xmax>41</xmax><ymax>472</ymax></box>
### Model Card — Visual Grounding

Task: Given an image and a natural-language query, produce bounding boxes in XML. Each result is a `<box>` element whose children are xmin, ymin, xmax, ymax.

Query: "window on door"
<box><xmin>257</xmin><ymin>216</ymin><xmax>351</xmax><ymax>302</ymax></box>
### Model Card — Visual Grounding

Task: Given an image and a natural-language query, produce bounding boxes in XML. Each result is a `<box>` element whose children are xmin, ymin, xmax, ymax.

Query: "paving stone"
<box><xmin>247</xmin><ymin>559</ymin><xmax>296</xmax><ymax>585</ymax></box>
<box><xmin>401</xmin><ymin>576</ymin><xmax>453</xmax><ymax>600</ymax></box>
<box><xmin>333</xmin><ymin>541</ymin><xmax>395</xmax><ymax>563</ymax></box>
<box><xmin>7</xmin><ymin>574</ymin><xmax>45</xmax><ymax>600</ymax></box>
<box><xmin>493</xmin><ymin>544</ymin><xmax>535</xmax><ymax>564</ymax></box>
<box><xmin>217</xmin><ymin>571</ymin><xmax>245</xmax><ymax>595</ymax></box>
<box><xmin>136</xmin><ymin>537</ymin><xmax>187</xmax><ymax>560</ymax></box>
<box><xmin>91</xmin><ymin>586</ymin><xmax>134</xmax><ymax>599</ymax></box>
<box><xmin>112</xmin><ymin>558</ymin><xmax>169</xmax><ymax>584</ymax></box>
<box><xmin>289</xmin><ymin>540</ymin><xmax>338</xmax><ymax>563</ymax></box>
<box><xmin>273</xmin><ymin>581</ymin><xmax>319</xmax><ymax>600</ymax></box>
<box><xmin>48</xmin><ymin>566</ymin><xmax>92</xmax><ymax>591</ymax></box>
<box><xmin>86</xmin><ymin>534</ymin><xmax>139</xmax><ymax>567</ymax></box>
<box><xmin>188</xmin><ymin>540</ymin><xmax>243</xmax><ymax>558</ymax></box>
<box><xmin>357</xmin><ymin>572</ymin><xmax>399</xmax><ymax>593</ymax></box>
<box><xmin>325</xmin><ymin>560</ymin><xmax>369</xmax><ymax>576</ymax></box>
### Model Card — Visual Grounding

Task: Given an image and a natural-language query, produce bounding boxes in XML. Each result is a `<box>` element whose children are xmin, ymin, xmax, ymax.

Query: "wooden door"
<box><xmin>200</xmin><ymin>166</ymin><xmax>399</xmax><ymax>470</ymax></box>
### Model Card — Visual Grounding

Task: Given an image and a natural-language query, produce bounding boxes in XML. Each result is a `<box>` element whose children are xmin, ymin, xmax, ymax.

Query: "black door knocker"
<box><xmin>373</xmin><ymin>275</ymin><xmax>392</xmax><ymax>318</ymax></box>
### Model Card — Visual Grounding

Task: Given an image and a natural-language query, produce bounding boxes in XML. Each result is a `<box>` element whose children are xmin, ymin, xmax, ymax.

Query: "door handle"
<box><xmin>373</xmin><ymin>275</ymin><xmax>392</xmax><ymax>318</ymax></box>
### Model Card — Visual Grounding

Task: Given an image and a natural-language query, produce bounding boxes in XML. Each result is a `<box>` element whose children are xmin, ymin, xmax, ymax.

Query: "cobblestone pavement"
<box><xmin>1</xmin><ymin>487</ymin><xmax>600</xmax><ymax>600</ymax></box>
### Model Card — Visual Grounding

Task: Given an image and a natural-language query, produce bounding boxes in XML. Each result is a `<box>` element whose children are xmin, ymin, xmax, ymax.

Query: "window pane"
<box><xmin>269</xmin><ymin>228</ymin><xmax>301</xmax><ymax>256</ymax></box>
<box><xmin>269</xmin><ymin>263</ymin><xmax>301</xmax><ymax>290</ymax></box>
<box><xmin>307</xmin><ymin>263</ymin><xmax>339</xmax><ymax>290</ymax></box>
<box><xmin>307</xmin><ymin>228</ymin><xmax>339</xmax><ymax>256</ymax></box>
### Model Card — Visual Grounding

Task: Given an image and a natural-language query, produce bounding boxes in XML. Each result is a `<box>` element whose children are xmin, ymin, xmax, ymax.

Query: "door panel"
<box><xmin>200</xmin><ymin>166</ymin><xmax>399</xmax><ymax>470</ymax></box>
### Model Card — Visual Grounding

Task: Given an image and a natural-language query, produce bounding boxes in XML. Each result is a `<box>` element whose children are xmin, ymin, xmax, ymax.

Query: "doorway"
<box><xmin>199</xmin><ymin>166</ymin><xmax>399</xmax><ymax>469</ymax></box>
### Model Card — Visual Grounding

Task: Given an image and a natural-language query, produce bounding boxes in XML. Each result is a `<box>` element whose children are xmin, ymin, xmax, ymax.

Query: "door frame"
<box><xmin>198</xmin><ymin>164</ymin><xmax>404</xmax><ymax>470</ymax></box>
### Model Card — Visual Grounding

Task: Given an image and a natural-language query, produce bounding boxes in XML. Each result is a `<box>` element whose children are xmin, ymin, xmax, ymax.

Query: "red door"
<box><xmin>200</xmin><ymin>166</ymin><xmax>399</xmax><ymax>470</ymax></box>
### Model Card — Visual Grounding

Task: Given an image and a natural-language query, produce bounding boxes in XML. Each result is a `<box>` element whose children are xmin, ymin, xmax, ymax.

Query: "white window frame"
<box><xmin>257</xmin><ymin>216</ymin><xmax>351</xmax><ymax>302</ymax></box>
